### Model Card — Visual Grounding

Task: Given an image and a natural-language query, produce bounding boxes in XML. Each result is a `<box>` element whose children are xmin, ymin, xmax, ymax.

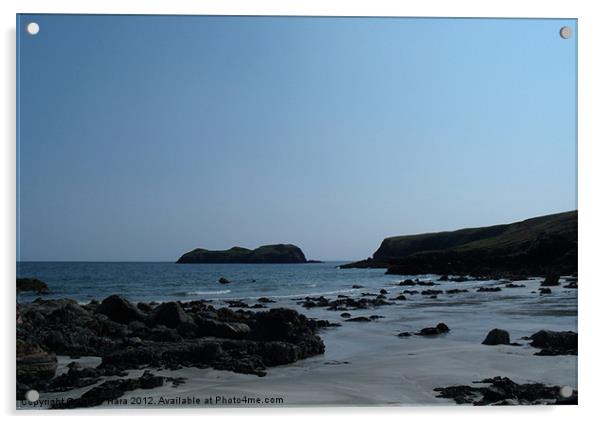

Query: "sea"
<box><xmin>16</xmin><ymin>261</ymin><xmax>402</xmax><ymax>304</ymax></box>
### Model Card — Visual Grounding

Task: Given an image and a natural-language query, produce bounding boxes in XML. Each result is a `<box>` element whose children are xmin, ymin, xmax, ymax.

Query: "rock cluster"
<box><xmin>528</xmin><ymin>330</ymin><xmax>577</xmax><ymax>356</ymax></box>
<box><xmin>17</xmin><ymin>278</ymin><xmax>50</xmax><ymax>294</ymax></box>
<box><xmin>434</xmin><ymin>376</ymin><xmax>577</xmax><ymax>405</ymax></box>
<box><xmin>17</xmin><ymin>295</ymin><xmax>327</xmax><ymax>404</ymax></box>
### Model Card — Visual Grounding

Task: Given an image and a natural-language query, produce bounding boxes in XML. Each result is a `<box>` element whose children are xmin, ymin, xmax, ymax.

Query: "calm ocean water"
<box><xmin>16</xmin><ymin>262</ymin><xmax>403</xmax><ymax>303</ymax></box>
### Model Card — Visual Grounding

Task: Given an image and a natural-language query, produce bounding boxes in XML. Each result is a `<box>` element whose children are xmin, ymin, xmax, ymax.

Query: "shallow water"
<box><xmin>17</xmin><ymin>261</ymin><xmax>405</xmax><ymax>303</ymax></box>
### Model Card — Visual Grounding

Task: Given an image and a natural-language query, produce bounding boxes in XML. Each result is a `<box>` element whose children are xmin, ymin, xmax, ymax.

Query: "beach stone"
<box><xmin>482</xmin><ymin>328</ymin><xmax>510</xmax><ymax>345</ymax></box>
<box><xmin>257</xmin><ymin>297</ymin><xmax>275</xmax><ymax>303</ymax></box>
<box><xmin>96</xmin><ymin>295</ymin><xmax>145</xmax><ymax>324</ymax></box>
<box><xmin>17</xmin><ymin>278</ymin><xmax>50</xmax><ymax>294</ymax></box>
<box><xmin>436</xmin><ymin>323</ymin><xmax>450</xmax><ymax>333</ymax></box>
<box><xmin>529</xmin><ymin>330</ymin><xmax>577</xmax><ymax>355</ymax></box>
<box><xmin>477</xmin><ymin>287</ymin><xmax>502</xmax><ymax>292</ymax></box>
<box><xmin>345</xmin><ymin>316</ymin><xmax>371</xmax><ymax>322</ymax></box>
<box><xmin>541</xmin><ymin>275</ymin><xmax>560</xmax><ymax>287</ymax></box>
<box><xmin>149</xmin><ymin>302</ymin><xmax>194</xmax><ymax>328</ymax></box>
<box><xmin>197</xmin><ymin>318</ymin><xmax>250</xmax><ymax>339</ymax></box>
<box><xmin>16</xmin><ymin>340</ymin><xmax>57</xmax><ymax>383</ymax></box>
<box><xmin>418</xmin><ymin>323</ymin><xmax>450</xmax><ymax>336</ymax></box>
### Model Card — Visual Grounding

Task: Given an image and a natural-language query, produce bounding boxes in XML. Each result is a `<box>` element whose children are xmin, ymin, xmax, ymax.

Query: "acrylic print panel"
<box><xmin>16</xmin><ymin>15</ymin><xmax>577</xmax><ymax>409</ymax></box>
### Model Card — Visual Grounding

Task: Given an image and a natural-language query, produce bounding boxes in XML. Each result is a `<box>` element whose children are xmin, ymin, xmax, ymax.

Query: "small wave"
<box><xmin>185</xmin><ymin>289</ymin><xmax>231</xmax><ymax>296</ymax></box>
<box><xmin>270</xmin><ymin>288</ymin><xmax>358</xmax><ymax>299</ymax></box>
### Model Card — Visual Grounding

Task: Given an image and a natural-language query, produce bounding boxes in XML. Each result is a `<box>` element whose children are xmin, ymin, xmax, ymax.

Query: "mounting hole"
<box><xmin>559</xmin><ymin>385</ymin><xmax>574</xmax><ymax>398</ymax></box>
<box><xmin>26</xmin><ymin>22</ymin><xmax>40</xmax><ymax>35</ymax></box>
<box><xmin>25</xmin><ymin>389</ymin><xmax>39</xmax><ymax>402</ymax></box>
<box><xmin>559</xmin><ymin>26</ymin><xmax>572</xmax><ymax>39</ymax></box>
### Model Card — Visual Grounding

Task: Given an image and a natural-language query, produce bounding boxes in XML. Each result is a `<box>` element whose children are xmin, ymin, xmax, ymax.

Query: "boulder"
<box><xmin>482</xmin><ymin>328</ymin><xmax>510</xmax><ymax>345</ymax></box>
<box><xmin>96</xmin><ymin>295</ymin><xmax>145</xmax><ymax>324</ymax></box>
<box><xmin>17</xmin><ymin>278</ymin><xmax>50</xmax><ymax>294</ymax></box>
<box><xmin>418</xmin><ymin>323</ymin><xmax>450</xmax><ymax>336</ymax></box>
<box><xmin>218</xmin><ymin>277</ymin><xmax>231</xmax><ymax>284</ymax></box>
<box><xmin>541</xmin><ymin>275</ymin><xmax>560</xmax><ymax>287</ymax></box>
<box><xmin>149</xmin><ymin>302</ymin><xmax>194</xmax><ymax>328</ymax></box>
<box><xmin>197</xmin><ymin>318</ymin><xmax>250</xmax><ymax>339</ymax></box>
<box><xmin>529</xmin><ymin>330</ymin><xmax>577</xmax><ymax>355</ymax></box>
<box><xmin>257</xmin><ymin>297</ymin><xmax>275</xmax><ymax>303</ymax></box>
<box><xmin>345</xmin><ymin>316</ymin><xmax>371</xmax><ymax>322</ymax></box>
<box><xmin>16</xmin><ymin>340</ymin><xmax>57</xmax><ymax>383</ymax></box>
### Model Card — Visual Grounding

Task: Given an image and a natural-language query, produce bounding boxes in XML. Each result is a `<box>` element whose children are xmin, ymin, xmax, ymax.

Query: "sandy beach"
<box><xmin>18</xmin><ymin>275</ymin><xmax>577</xmax><ymax>409</ymax></box>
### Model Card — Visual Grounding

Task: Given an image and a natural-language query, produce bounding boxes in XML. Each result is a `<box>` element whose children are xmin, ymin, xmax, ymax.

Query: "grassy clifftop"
<box><xmin>342</xmin><ymin>211</ymin><xmax>577</xmax><ymax>277</ymax></box>
<box><xmin>176</xmin><ymin>244</ymin><xmax>308</xmax><ymax>264</ymax></box>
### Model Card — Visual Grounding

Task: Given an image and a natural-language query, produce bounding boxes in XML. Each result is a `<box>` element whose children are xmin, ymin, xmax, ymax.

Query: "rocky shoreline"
<box><xmin>16</xmin><ymin>272</ymin><xmax>578</xmax><ymax>408</ymax></box>
<box><xmin>17</xmin><ymin>295</ymin><xmax>329</xmax><ymax>405</ymax></box>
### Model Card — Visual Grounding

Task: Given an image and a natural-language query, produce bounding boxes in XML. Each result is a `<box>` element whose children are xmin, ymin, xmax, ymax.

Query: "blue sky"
<box><xmin>17</xmin><ymin>15</ymin><xmax>577</xmax><ymax>261</ymax></box>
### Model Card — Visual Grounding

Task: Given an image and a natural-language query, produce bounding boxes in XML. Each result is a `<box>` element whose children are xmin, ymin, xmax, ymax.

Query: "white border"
<box><xmin>2</xmin><ymin>1</ymin><xmax>601</xmax><ymax>423</ymax></box>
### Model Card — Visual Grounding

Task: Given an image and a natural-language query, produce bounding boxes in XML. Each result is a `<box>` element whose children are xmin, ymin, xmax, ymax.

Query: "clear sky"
<box><xmin>17</xmin><ymin>15</ymin><xmax>577</xmax><ymax>262</ymax></box>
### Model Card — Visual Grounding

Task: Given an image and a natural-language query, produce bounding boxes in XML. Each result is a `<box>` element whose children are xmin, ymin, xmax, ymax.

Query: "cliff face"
<box><xmin>176</xmin><ymin>244</ymin><xmax>308</xmax><ymax>264</ymax></box>
<box><xmin>342</xmin><ymin>211</ymin><xmax>577</xmax><ymax>277</ymax></box>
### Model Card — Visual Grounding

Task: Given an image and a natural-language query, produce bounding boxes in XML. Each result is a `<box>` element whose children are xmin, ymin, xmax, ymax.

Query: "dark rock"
<box><xmin>392</xmin><ymin>294</ymin><xmax>407</xmax><ymax>301</ymax></box>
<box><xmin>16</xmin><ymin>340</ymin><xmax>57</xmax><ymax>384</ymax></box>
<box><xmin>379</xmin><ymin>289</ymin><xmax>388</xmax><ymax>294</ymax></box>
<box><xmin>505</xmin><ymin>283</ymin><xmax>525</xmax><ymax>288</ymax></box>
<box><xmin>438</xmin><ymin>275</ymin><xmax>449</xmax><ymax>281</ymax></box>
<box><xmin>197</xmin><ymin>318</ymin><xmax>250</xmax><ymax>339</ymax></box>
<box><xmin>136</xmin><ymin>302</ymin><xmax>153</xmax><ymax>313</ymax></box>
<box><xmin>218</xmin><ymin>277</ymin><xmax>231</xmax><ymax>284</ymax></box>
<box><xmin>421</xmin><ymin>289</ymin><xmax>443</xmax><ymax>296</ymax></box>
<box><xmin>398</xmin><ymin>279</ymin><xmax>416</xmax><ymax>286</ymax></box>
<box><xmin>345</xmin><ymin>316</ymin><xmax>371</xmax><ymax>322</ymax></box>
<box><xmin>436</xmin><ymin>323</ymin><xmax>450</xmax><ymax>333</ymax></box>
<box><xmin>541</xmin><ymin>275</ymin><xmax>560</xmax><ymax>287</ymax></box>
<box><xmin>397</xmin><ymin>332</ymin><xmax>412</xmax><ymax>337</ymax></box>
<box><xmin>539</xmin><ymin>287</ymin><xmax>552</xmax><ymax>294</ymax></box>
<box><xmin>446</xmin><ymin>289</ymin><xmax>469</xmax><ymax>294</ymax></box>
<box><xmin>340</xmin><ymin>312</ymin><xmax>351</xmax><ymax>318</ymax></box>
<box><xmin>17</xmin><ymin>278</ymin><xmax>50</xmax><ymax>294</ymax></box>
<box><xmin>46</xmin><ymin>362</ymin><xmax>101</xmax><ymax>392</ymax></box>
<box><xmin>418</xmin><ymin>327</ymin><xmax>440</xmax><ymax>336</ymax></box>
<box><xmin>351</xmin><ymin>284</ymin><xmax>363</xmax><ymax>289</ymax></box>
<box><xmin>225</xmin><ymin>300</ymin><xmax>249</xmax><ymax>308</ymax></box>
<box><xmin>257</xmin><ymin>297</ymin><xmax>275</xmax><ymax>303</ymax></box>
<box><xmin>563</xmin><ymin>281</ymin><xmax>578</xmax><ymax>289</ymax></box>
<box><xmin>416</xmin><ymin>280</ymin><xmax>437</xmax><ymax>286</ymax></box>
<box><xmin>250</xmin><ymin>303</ymin><xmax>266</xmax><ymax>309</ymax></box>
<box><xmin>149</xmin><ymin>302</ymin><xmax>194</xmax><ymax>328</ymax></box>
<box><xmin>482</xmin><ymin>329</ymin><xmax>510</xmax><ymax>345</ymax></box>
<box><xmin>55</xmin><ymin>371</ymin><xmax>165</xmax><ymax>409</ymax></box>
<box><xmin>528</xmin><ymin>330</ymin><xmax>577</xmax><ymax>355</ymax></box>
<box><xmin>96</xmin><ymin>295</ymin><xmax>145</xmax><ymax>324</ymax></box>
<box><xmin>417</xmin><ymin>323</ymin><xmax>450</xmax><ymax>336</ymax></box>
<box><xmin>148</xmin><ymin>326</ymin><xmax>182</xmax><ymax>342</ymax></box>
<box><xmin>477</xmin><ymin>287</ymin><xmax>502</xmax><ymax>292</ymax></box>
<box><xmin>434</xmin><ymin>376</ymin><xmax>578</xmax><ymax>405</ymax></box>
<box><xmin>403</xmin><ymin>290</ymin><xmax>419</xmax><ymax>295</ymax></box>
<box><xmin>369</xmin><ymin>315</ymin><xmax>385</xmax><ymax>320</ymax></box>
